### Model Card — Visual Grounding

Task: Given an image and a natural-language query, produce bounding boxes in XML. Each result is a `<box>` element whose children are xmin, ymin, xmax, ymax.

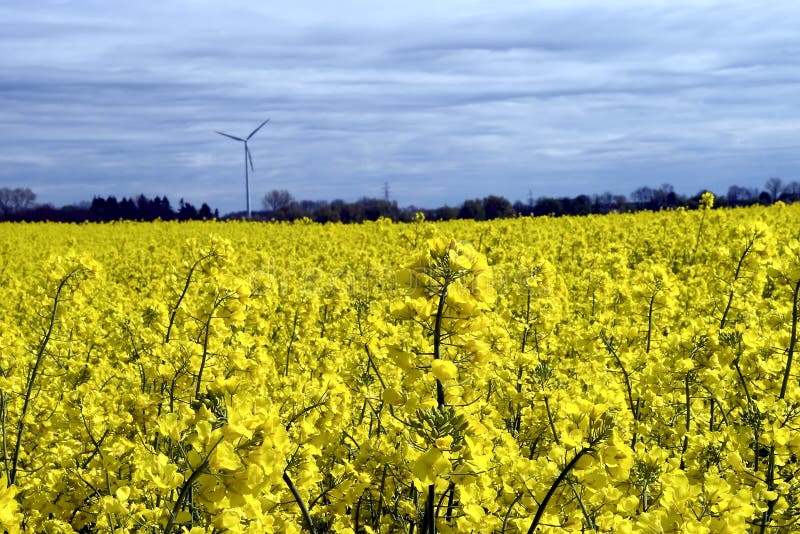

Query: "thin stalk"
<box><xmin>422</xmin><ymin>484</ymin><xmax>436</xmax><ymax>534</ymax></box>
<box><xmin>166</xmin><ymin>252</ymin><xmax>214</xmax><ymax>343</ymax></box>
<box><xmin>600</xmin><ymin>333</ymin><xmax>638</xmax><ymax>421</ymax></box>
<box><xmin>375</xmin><ymin>464</ymin><xmax>387</xmax><ymax>530</ymax></box>
<box><xmin>690</xmin><ymin>210</ymin><xmax>708</xmax><ymax>265</ymax></box>
<box><xmin>363</xmin><ymin>342</ymin><xmax>386</xmax><ymax>389</ymax></box>
<box><xmin>762</xmin><ymin>279</ymin><xmax>800</xmax><ymax>532</ymax></box>
<box><xmin>514</xmin><ymin>288</ymin><xmax>531</xmax><ymax>433</ymax></box>
<box><xmin>433</xmin><ymin>282</ymin><xmax>449</xmax><ymax>408</ymax></box>
<box><xmin>10</xmin><ymin>268</ymin><xmax>82</xmax><ymax>486</ymax></box>
<box><xmin>733</xmin><ymin>360</ymin><xmax>752</xmax><ymax>404</ymax></box>
<box><xmin>544</xmin><ymin>396</ymin><xmax>559</xmax><ymax>445</ymax></box>
<box><xmin>164</xmin><ymin>436</ymin><xmax>224</xmax><ymax>534</ymax></box>
<box><xmin>646</xmin><ymin>292</ymin><xmax>657</xmax><ymax>354</ymax></box>
<box><xmin>779</xmin><ymin>280</ymin><xmax>800</xmax><ymax>399</ymax></box>
<box><xmin>642</xmin><ymin>481</ymin><xmax>649</xmax><ymax>512</ymax></box>
<box><xmin>0</xmin><ymin>393</ymin><xmax>8</xmax><ymax>476</ymax></box>
<box><xmin>354</xmin><ymin>495</ymin><xmax>362</xmax><ymax>533</ymax></box>
<box><xmin>284</xmin><ymin>471</ymin><xmax>316</xmax><ymax>533</ymax></box>
<box><xmin>445</xmin><ymin>481</ymin><xmax>456</xmax><ymax>522</ymax></box>
<box><xmin>680</xmin><ymin>372</ymin><xmax>691</xmax><ymax>470</ymax></box>
<box><xmin>544</xmin><ymin>396</ymin><xmax>595</xmax><ymax>530</ymax></box>
<box><xmin>526</xmin><ymin>447</ymin><xmax>593</xmax><ymax>534</ymax></box>
<box><xmin>284</xmin><ymin>309</ymin><xmax>300</xmax><ymax>377</ymax></box>
<box><xmin>501</xmin><ymin>493</ymin><xmax>524</xmax><ymax>533</ymax></box>
<box><xmin>720</xmin><ymin>238</ymin><xmax>754</xmax><ymax>329</ymax></box>
<box><xmin>195</xmin><ymin>296</ymin><xmax>227</xmax><ymax>399</ymax></box>
<box><xmin>567</xmin><ymin>480</ymin><xmax>595</xmax><ymax>531</ymax></box>
<box><xmin>709</xmin><ymin>398</ymin><xmax>715</xmax><ymax>432</ymax></box>
<box><xmin>356</xmin><ymin>305</ymin><xmax>386</xmax><ymax>390</ymax></box>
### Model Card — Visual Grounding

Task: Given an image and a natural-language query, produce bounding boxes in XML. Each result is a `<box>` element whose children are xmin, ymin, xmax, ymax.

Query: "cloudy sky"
<box><xmin>1</xmin><ymin>1</ymin><xmax>798</xmax><ymax>213</ymax></box>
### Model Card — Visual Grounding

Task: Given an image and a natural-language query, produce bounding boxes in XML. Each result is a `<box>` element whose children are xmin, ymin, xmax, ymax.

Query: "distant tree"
<box><xmin>344</xmin><ymin>197</ymin><xmax>401</xmax><ymax>221</ymax></box>
<box><xmin>483</xmin><ymin>195</ymin><xmax>515</xmax><ymax>219</ymax></box>
<box><xmin>782</xmin><ymin>181</ymin><xmax>800</xmax><ymax>202</ymax></box>
<box><xmin>592</xmin><ymin>192</ymin><xmax>612</xmax><ymax>213</ymax></box>
<box><xmin>726</xmin><ymin>185</ymin><xmax>758</xmax><ymax>206</ymax></box>
<box><xmin>299</xmin><ymin>200</ymin><xmax>327</xmax><ymax>212</ymax></box>
<box><xmin>513</xmin><ymin>200</ymin><xmax>533</xmax><ymax>216</ymax></box>
<box><xmin>24</xmin><ymin>203</ymin><xmax>62</xmax><ymax>222</ymax></box>
<box><xmin>263</xmin><ymin>189</ymin><xmax>294</xmax><ymax>211</ymax></box>
<box><xmin>271</xmin><ymin>201</ymin><xmax>309</xmax><ymax>221</ymax></box>
<box><xmin>136</xmin><ymin>194</ymin><xmax>153</xmax><ymax>219</ymax></box>
<box><xmin>765</xmin><ymin>177</ymin><xmax>784</xmax><ymax>203</ymax></box>
<box><xmin>655</xmin><ymin>184</ymin><xmax>680</xmax><ymax>208</ymax></box>
<box><xmin>533</xmin><ymin>197</ymin><xmax>564</xmax><ymax>217</ymax></box>
<box><xmin>90</xmin><ymin>196</ymin><xmax>115</xmax><ymax>221</ymax></box>
<box><xmin>429</xmin><ymin>206</ymin><xmax>459</xmax><ymax>221</ymax></box>
<box><xmin>313</xmin><ymin>204</ymin><xmax>341</xmax><ymax>223</ymax></box>
<box><xmin>459</xmin><ymin>199</ymin><xmax>485</xmax><ymax>220</ymax></box>
<box><xmin>198</xmin><ymin>203</ymin><xmax>214</xmax><ymax>219</ymax></box>
<box><xmin>154</xmin><ymin>196</ymin><xmax>174</xmax><ymax>220</ymax></box>
<box><xmin>631</xmin><ymin>186</ymin><xmax>655</xmax><ymax>208</ymax></box>
<box><xmin>178</xmin><ymin>198</ymin><xmax>198</xmax><ymax>220</ymax></box>
<box><xmin>592</xmin><ymin>192</ymin><xmax>626</xmax><ymax>213</ymax></box>
<box><xmin>0</xmin><ymin>187</ymin><xmax>36</xmax><ymax>216</ymax></box>
<box><xmin>90</xmin><ymin>196</ymin><xmax>106</xmax><ymax>213</ymax></box>
<box><xmin>119</xmin><ymin>197</ymin><xmax>138</xmax><ymax>219</ymax></box>
<box><xmin>339</xmin><ymin>202</ymin><xmax>364</xmax><ymax>223</ymax></box>
<box><xmin>570</xmin><ymin>194</ymin><xmax>593</xmax><ymax>215</ymax></box>
<box><xmin>765</xmin><ymin>177</ymin><xmax>782</xmax><ymax>201</ymax></box>
<box><xmin>106</xmin><ymin>196</ymin><xmax>119</xmax><ymax>217</ymax></box>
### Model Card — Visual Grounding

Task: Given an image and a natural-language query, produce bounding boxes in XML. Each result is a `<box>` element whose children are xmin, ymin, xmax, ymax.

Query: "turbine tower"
<box><xmin>215</xmin><ymin>119</ymin><xmax>270</xmax><ymax>219</ymax></box>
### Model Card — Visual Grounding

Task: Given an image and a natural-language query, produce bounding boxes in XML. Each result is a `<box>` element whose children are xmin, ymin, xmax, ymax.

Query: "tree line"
<box><xmin>0</xmin><ymin>189</ymin><xmax>217</xmax><ymax>222</ymax></box>
<box><xmin>0</xmin><ymin>177</ymin><xmax>798</xmax><ymax>223</ymax></box>
<box><xmin>256</xmin><ymin>178</ymin><xmax>800</xmax><ymax>222</ymax></box>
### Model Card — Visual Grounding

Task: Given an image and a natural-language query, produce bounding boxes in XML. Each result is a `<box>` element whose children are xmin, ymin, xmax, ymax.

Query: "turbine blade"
<box><xmin>247</xmin><ymin>146</ymin><xmax>255</xmax><ymax>171</ymax></box>
<box><xmin>215</xmin><ymin>131</ymin><xmax>245</xmax><ymax>142</ymax></box>
<box><xmin>247</xmin><ymin>118</ymin><xmax>270</xmax><ymax>140</ymax></box>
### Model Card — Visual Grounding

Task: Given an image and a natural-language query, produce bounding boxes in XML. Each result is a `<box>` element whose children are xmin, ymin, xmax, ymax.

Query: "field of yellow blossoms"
<box><xmin>1</xmin><ymin>197</ymin><xmax>800</xmax><ymax>533</ymax></box>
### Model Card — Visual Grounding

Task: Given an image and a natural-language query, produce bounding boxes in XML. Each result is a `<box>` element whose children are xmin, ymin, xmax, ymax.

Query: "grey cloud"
<box><xmin>1</xmin><ymin>1</ymin><xmax>799</xmax><ymax>212</ymax></box>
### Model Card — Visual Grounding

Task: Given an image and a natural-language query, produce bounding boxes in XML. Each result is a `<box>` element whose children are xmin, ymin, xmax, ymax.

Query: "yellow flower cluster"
<box><xmin>0</xmin><ymin>203</ymin><xmax>799</xmax><ymax>532</ymax></box>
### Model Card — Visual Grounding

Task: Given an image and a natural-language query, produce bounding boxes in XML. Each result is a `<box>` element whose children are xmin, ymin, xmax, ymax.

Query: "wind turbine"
<box><xmin>215</xmin><ymin>118</ymin><xmax>270</xmax><ymax>219</ymax></box>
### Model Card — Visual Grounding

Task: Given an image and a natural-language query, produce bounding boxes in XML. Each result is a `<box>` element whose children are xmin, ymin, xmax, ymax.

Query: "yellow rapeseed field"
<box><xmin>1</xmin><ymin>198</ymin><xmax>800</xmax><ymax>533</ymax></box>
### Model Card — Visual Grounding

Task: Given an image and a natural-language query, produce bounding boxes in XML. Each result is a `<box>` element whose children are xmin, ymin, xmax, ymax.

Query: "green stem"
<box><xmin>433</xmin><ymin>282</ymin><xmax>449</xmax><ymax>409</ymax></box>
<box><xmin>164</xmin><ymin>436</ymin><xmax>223</xmax><ymax>534</ymax></box>
<box><xmin>195</xmin><ymin>296</ymin><xmax>226</xmax><ymax>399</ymax></box>
<box><xmin>526</xmin><ymin>447</ymin><xmax>593</xmax><ymax>534</ymax></box>
<box><xmin>422</xmin><ymin>483</ymin><xmax>436</xmax><ymax>534</ymax></box>
<box><xmin>501</xmin><ymin>493</ymin><xmax>524</xmax><ymax>533</ymax></box>
<box><xmin>763</xmin><ymin>279</ymin><xmax>800</xmax><ymax>532</ymax></box>
<box><xmin>445</xmin><ymin>481</ymin><xmax>456</xmax><ymax>522</ymax></box>
<box><xmin>690</xmin><ymin>210</ymin><xmax>707</xmax><ymax>265</ymax></box>
<box><xmin>720</xmin><ymin>238</ymin><xmax>753</xmax><ymax>329</ymax></box>
<box><xmin>0</xmin><ymin>393</ymin><xmax>8</xmax><ymax>476</ymax></box>
<box><xmin>166</xmin><ymin>252</ymin><xmax>214</xmax><ymax>343</ymax></box>
<box><xmin>680</xmin><ymin>372</ymin><xmax>691</xmax><ymax>470</ymax></box>
<box><xmin>567</xmin><ymin>480</ymin><xmax>595</xmax><ymax>531</ymax></box>
<box><xmin>375</xmin><ymin>464</ymin><xmax>387</xmax><ymax>530</ymax></box>
<box><xmin>284</xmin><ymin>309</ymin><xmax>300</xmax><ymax>377</ymax></box>
<box><xmin>779</xmin><ymin>280</ymin><xmax>800</xmax><ymax>399</ymax></box>
<box><xmin>284</xmin><ymin>471</ymin><xmax>317</xmax><ymax>533</ymax></box>
<box><xmin>646</xmin><ymin>292</ymin><xmax>656</xmax><ymax>354</ymax></box>
<box><xmin>10</xmin><ymin>268</ymin><xmax>82</xmax><ymax>486</ymax></box>
<box><xmin>544</xmin><ymin>396</ymin><xmax>559</xmax><ymax>445</ymax></box>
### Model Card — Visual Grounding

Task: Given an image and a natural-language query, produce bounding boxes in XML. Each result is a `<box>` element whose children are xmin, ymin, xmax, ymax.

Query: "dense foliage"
<box><xmin>1</xmin><ymin>199</ymin><xmax>800</xmax><ymax>533</ymax></box>
<box><xmin>5</xmin><ymin>178</ymin><xmax>800</xmax><ymax>223</ymax></box>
